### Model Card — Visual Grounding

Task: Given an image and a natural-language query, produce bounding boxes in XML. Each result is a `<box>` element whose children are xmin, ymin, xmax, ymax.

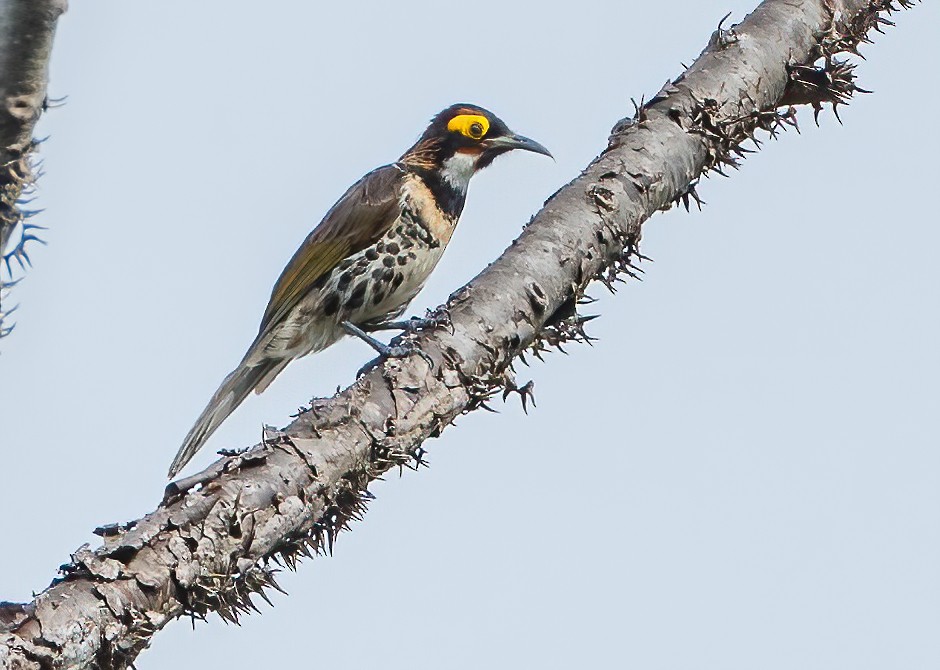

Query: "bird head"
<box><xmin>401</xmin><ymin>104</ymin><xmax>552</xmax><ymax>189</ymax></box>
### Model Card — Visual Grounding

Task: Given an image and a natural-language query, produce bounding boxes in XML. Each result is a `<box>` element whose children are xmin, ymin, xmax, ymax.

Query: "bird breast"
<box><xmin>356</xmin><ymin>176</ymin><xmax>458</xmax><ymax>321</ymax></box>
<box><xmin>398</xmin><ymin>174</ymin><xmax>459</xmax><ymax>247</ymax></box>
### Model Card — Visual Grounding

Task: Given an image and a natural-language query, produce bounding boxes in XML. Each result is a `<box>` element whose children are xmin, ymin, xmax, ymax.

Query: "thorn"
<box><xmin>717</xmin><ymin>10</ymin><xmax>733</xmax><ymax>33</ymax></box>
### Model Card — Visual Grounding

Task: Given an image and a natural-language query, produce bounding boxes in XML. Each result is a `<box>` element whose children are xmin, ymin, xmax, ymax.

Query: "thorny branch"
<box><xmin>0</xmin><ymin>0</ymin><xmax>917</xmax><ymax>668</ymax></box>
<box><xmin>0</xmin><ymin>0</ymin><xmax>66</xmax><ymax>339</ymax></box>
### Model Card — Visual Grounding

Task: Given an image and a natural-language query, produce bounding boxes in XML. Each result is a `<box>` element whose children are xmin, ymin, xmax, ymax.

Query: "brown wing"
<box><xmin>258</xmin><ymin>164</ymin><xmax>404</xmax><ymax>335</ymax></box>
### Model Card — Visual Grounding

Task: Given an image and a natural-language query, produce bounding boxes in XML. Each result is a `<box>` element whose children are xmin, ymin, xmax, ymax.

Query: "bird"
<box><xmin>168</xmin><ymin>103</ymin><xmax>551</xmax><ymax>478</ymax></box>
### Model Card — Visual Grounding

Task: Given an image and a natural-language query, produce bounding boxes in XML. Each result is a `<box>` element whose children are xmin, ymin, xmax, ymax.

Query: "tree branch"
<box><xmin>0</xmin><ymin>0</ymin><xmax>66</xmax><ymax>338</ymax></box>
<box><xmin>0</xmin><ymin>0</ymin><xmax>916</xmax><ymax>667</ymax></box>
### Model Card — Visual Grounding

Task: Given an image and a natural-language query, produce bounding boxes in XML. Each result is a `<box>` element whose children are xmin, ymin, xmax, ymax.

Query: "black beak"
<box><xmin>485</xmin><ymin>133</ymin><xmax>553</xmax><ymax>158</ymax></box>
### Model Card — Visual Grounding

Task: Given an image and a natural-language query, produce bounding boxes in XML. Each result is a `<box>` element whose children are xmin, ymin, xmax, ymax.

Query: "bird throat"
<box><xmin>440</xmin><ymin>151</ymin><xmax>477</xmax><ymax>193</ymax></box>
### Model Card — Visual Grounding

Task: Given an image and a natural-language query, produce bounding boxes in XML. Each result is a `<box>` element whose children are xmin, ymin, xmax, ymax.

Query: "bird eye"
<box><xmin>447</xmin><ymin>114</ymin><xmax>490</xmax><ymax>139</ymax></box>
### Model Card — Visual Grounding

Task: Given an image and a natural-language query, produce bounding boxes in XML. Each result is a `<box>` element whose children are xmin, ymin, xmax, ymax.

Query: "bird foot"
<box><xmin>383</xmin><ymin>340</ymin><xmax>434</xmax><ymax>368</ymax></box>
<box><xmin>365</xmin><ymin>312</ymin><xmax>451</xmax><ymax>334</ymax></box>
<box><xmin>354</xmin><ymin>341</ymin><xmax>433</xmax><ymax>378</ymax></box>
<box><xmin>343</xmin><ymin>321</ymin><xmax>434</xmax><ymax>375</ymax></box>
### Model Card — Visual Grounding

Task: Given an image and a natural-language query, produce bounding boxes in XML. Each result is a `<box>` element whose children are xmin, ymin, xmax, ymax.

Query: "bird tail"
<box><xmin>168</xmin><ymin>358</ymin><xmax>282</xmax><ymax>479</ymax></box>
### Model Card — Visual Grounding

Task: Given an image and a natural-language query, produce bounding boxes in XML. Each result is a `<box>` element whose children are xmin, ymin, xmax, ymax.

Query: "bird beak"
<box><xmin>485</xmin><ymin>133</ymin><xmax>553</xmax><ymax>158</ymax></box>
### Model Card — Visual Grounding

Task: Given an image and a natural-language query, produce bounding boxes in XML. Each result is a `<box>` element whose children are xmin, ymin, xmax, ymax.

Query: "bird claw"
<box><xmin>405</xmin><ymin>311</ymin><xmax>452</xmax><ymax>333</ymax></box>
<box><xmin>384</xmin><ymin>340</ymin><xmax>434</xmax><ymax>369</ymax></box>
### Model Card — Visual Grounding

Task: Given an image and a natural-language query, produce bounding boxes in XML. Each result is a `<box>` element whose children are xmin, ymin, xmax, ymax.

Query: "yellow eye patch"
<box><xmin>447</xmin><ymin>114</ymin><xmax>489</xmax><ymax>140</ymax></box>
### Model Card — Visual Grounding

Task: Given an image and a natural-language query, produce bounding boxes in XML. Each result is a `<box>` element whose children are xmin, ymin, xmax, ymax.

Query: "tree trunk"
<box><xmin>0</xmin><ymin>0</ymin><xmax>65</xmax><ymax>338</ymax></box>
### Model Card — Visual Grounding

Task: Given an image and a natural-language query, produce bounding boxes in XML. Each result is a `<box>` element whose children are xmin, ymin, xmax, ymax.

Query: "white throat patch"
<box><xmin>440</xmin><ymin>151</ymin><xmax>477</xmax><ymax>193</ymax></box>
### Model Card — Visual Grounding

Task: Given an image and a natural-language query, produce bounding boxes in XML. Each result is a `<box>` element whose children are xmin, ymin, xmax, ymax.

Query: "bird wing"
<box><xmin>258</xmin><ymin>164</ymin><xmax>405</xmax><ymax>336</ymax></box>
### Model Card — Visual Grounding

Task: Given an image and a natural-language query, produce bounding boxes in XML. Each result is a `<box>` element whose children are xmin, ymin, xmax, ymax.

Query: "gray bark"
<box><xmin>0</xmin><ymin>0</ymin><xmax>66</xmax><ymax>337</ymax></box>
<box><xmin>0</xmin><ymin>0</ymin><xmax>916</xmax><ymax>668</ymax></box>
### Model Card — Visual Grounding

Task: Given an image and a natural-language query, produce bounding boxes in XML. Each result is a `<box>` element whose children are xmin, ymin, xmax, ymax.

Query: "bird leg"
<box><xmin>341</xmin><ymin>321</ymin><xmax>434</xmax><ymax>368</ymax></box>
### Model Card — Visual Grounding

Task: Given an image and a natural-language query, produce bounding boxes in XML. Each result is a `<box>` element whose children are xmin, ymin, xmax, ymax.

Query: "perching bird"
<box><xmin>168</xmin><ymin>104</ymin><xmax>551</xmax><ymax>478</ymax></box>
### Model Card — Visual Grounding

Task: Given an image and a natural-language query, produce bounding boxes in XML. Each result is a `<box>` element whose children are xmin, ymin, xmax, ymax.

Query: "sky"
<box><xmin>2</xmin><ymin>1</ymin><xmax>938</xmax><ymax>668</ymax></box>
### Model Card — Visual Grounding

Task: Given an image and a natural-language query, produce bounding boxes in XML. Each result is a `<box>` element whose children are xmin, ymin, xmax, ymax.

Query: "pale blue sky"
<box><xmin>2</xmin><ymin>2</ymin><xmax>938</xmax><ymax>668</ymax></box>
